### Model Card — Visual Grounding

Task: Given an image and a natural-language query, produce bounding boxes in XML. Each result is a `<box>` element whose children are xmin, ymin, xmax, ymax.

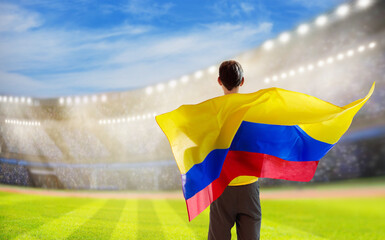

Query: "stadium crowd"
<box><xmin>0</xmin><ymin>0</ymin><xmax>385</xmax><ymax>189</ymax></box>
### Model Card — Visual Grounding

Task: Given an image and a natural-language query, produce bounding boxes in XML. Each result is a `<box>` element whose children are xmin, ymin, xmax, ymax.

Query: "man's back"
<box><xmin>208</xmin><ymin>60</ymin><xmax>262</xmax><ymax>240</ymax></box>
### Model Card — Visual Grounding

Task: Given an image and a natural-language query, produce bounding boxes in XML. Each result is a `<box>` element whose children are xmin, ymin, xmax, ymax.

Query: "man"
<box><xmin>208</xmin><ymin>60</ymin><xmax>262</xmax><ymax>240</ymax></box>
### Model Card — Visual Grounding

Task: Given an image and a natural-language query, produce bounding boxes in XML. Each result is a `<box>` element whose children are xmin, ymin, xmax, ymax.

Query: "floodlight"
<box><xmin>281</xmin><ymin>73</ymin><xmax>287</xmax><ymax>79</ymax></box>
<box><xmin>307</xmin><ymin>64</ymin><xmax>314</xmax><ymax>71</ymax></box>
<box><xmin>316</xmin><ymin>15</ymin><xmax>328</xmax><ymax>26</ymax></box>
<box><xmin>317</xmin><ymin>60</ymin><xmax>325</xmax><ymax>67</ymax></box>
<box><xmin>101</xmin><ymin>95</ymin><xmax>107</xmax><ymax>102</ymax></box>
<box><xmin>337</xmin><ymin>53</ymin><xmax>345</xmax><ymax>60</ymax></box>
<box><xmin>146</xmin><ymin>86</ymin><xmax>153</xmax><ymax>95</ymax></box>
<box><xmin>297</xmin><ymin>24</ymin><xmax>309</xmax><ymax>35</ymax></box>
<box><xmin>368</xmin><ymin>42</ymin><xmax>376</xmax><ymax>48</ymax></box>
<box><xmin>336</xmin><ymin>4</ymin><xmax>350</xmax><ymax>17</ymax></box>
<box><xmin>279</xmin><ymin>33</ymin><xmax>290</xmax><ymax>43</ymax></box>
<box><xmin>264</xmin><ymin>78</ymin><xmax>270</xmax><ymax>83</ymax></box>
<box><xmin>298</xmin><ymin>66</ymin><xmax>305</xmax><ymax>73</ymax></box>
<box><xmin>272</xmin><ymin>75</ymin><xmax>278</xmax><ymax>81</ymax></box>
<box><xmin>289</xmin><ymin>70</ymin><xmax>296</xmax><ymax>76</ymax></box>
<box><xmin>168</xmin><ymin>80</ymin><xmax>177</xmax><ymax>88</ymax></box>
<box><xmin>327</xmin><ymin>57</ymin><xmax>334</xmax><ymax>64</ymax></box>
<box><xmin>347</xmin><ymin>50</ymin><xmax>354</xmax><ymax>56</ymax></box>
<box><xmin>75</xmin><ymin>97</ymin><xmax>81</xmax><ymax>105</ymax></box>
<box><xmin>263</xmin><ymin>40</ymin><xmax>274</xmax><ymax>50</ymax></box>
<box><xmin>194</xmin><ymin>71</ymin><xmax>203</xmax><ymax>79</ymax></box>
<box><xmin>59</xmin><ymin>97</ymin><xmax>64</xmax><ymax>105</ymax></box>
<box><xmin>357</xmin><ymin>0</ymin><xmax>372</xmax><ymax>9</ymax></box>
<box><xmin>208</xmin><ymin>66</ymin><xmax>216</xmax><ymax>74</ymax></box>
<box><xmin>181</xmin><ymin>76</ymin><xmax>189</xmax><ymax>83</ymax></box>
<box><xmin>358</xmin><ymin>46</ymin><xmax>365</xmax><ymax>52</ymax></box>
<box><xmin>156</xmin><ymin>83</ymin><xmax>165</xmax><ymax>92</ymax></box>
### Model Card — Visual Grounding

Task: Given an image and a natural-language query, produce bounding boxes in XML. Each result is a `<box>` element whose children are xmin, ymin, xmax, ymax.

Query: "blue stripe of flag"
<box><xmin>182</xmin><ymin>121</ymin><xmax>334</xmax><ymax>200</ymax></box>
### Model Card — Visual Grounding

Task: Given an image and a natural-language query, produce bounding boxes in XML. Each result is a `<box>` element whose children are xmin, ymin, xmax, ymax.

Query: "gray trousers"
<box><xmin>208</xmin><ymin>181</ymin><xmax>261</xmax><ymax>240</ymax></box>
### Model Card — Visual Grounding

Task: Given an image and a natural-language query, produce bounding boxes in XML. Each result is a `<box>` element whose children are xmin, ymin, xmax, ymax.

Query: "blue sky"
<box><xmin>0</xmin><ymin>0</ymin><xmax>345</xmax><ymax>98</ymax></box>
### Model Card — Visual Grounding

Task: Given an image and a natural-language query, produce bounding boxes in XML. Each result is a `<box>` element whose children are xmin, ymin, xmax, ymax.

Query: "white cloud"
<box><xmin>288</xmin><ymin>0</ymin><xmax>345</xmax><ymax>9</ymax></box>
<box><xmin>25</xmin><ymin>21</ymin><xmax>272</xmax><ymax>97</ymax></box>
<box><xmin>212</xmin><ymin>0</ymin><xmax>258</xmax><ymax>17</ymax></box>
<box><xmin>240</xmin><ymin>2</ymin><xmax>255</xmax><ymax>13</ymax></box>
<box><xmin>0</xmin><ymin>3</ymin><xmax>272</xmax><ymax>97</ymax></box>
<box><xmin>0</xmin><ymin>71</ymin><xmax>47</xmax><ymax>96</ymax></box>
<box><xmin>108</xmin><ymin>0</ymin><xmax>174</xmax><ymax>19</ymax></box>
<box><xmin>0</xmin><ymin>3</ymin><xmax>42</xmax><ymax>32</ymax></box>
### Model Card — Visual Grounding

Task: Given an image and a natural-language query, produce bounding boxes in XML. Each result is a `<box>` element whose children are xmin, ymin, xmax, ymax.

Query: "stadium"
<box><xmin>1</xmin><ymin>0</ymin><xmax>385</xmax><ymax>239</ymax></box>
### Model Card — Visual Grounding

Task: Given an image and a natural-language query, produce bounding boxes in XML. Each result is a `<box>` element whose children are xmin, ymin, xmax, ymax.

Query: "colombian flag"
<box><xmin>155</xmin><ymin>82</ymin><xmax>375</xmax><ymax>221</ymax></box>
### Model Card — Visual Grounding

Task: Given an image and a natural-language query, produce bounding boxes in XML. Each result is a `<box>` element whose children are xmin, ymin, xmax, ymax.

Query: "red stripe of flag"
<box><xmin>186</xmin><ymin>150</ymin><xmax>319</xmax><ymax>221</ymax></box>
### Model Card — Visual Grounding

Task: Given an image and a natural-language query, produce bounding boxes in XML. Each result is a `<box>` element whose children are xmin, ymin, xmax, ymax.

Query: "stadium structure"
<box><xmin>0</xmin><ymin>0</ymin><xmax>384</xmax><ymax>190</ymax></box>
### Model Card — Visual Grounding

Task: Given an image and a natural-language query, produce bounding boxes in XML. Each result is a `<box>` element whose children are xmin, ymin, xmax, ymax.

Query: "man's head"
<box><xmin>218</xmin><ymin>60</ymin><xmax>244</xmax><ymax>95</ymax></box>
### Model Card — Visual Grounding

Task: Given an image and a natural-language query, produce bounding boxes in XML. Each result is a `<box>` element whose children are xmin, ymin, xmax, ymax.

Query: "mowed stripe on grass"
<box><xmin>14</xmin><ymin>199</ymin><xmax>106</xmax><ymax>240</ymax></box>
<box><xmin>110</xmin><ymin>199</ymin><xmax>137</xmax><ymax>240</ymax></box>
<box><xmin>1</xmin><ymin>190</ymin><xmax>384</xmax><ymax>239</ymax></box>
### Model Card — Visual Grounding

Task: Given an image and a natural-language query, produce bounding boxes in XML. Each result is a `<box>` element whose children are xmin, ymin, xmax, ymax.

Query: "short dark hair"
<box><xmin>219</xmin><ymin>60</ymin><xmax>244</xmax><ymax>91</ymax></box>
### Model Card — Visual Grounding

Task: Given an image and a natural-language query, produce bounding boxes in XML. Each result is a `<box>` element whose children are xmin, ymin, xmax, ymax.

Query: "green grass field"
<box><xmin>1</xmin><ymin>182</ymin><xmax>384</xmax><ymax>240</ymax></box>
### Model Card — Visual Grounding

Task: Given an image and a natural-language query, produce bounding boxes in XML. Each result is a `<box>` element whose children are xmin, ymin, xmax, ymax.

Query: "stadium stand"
<box><xmin>0</xmin><ymin>0</ymin><xmax>384</xmax><ymax>190</ymax></box>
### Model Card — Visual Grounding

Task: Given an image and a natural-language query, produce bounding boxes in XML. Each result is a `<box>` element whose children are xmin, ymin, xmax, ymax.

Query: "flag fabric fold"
<box><xmin>155</xmin><ymin>82</ymin><xmax>375</xmax><ymax>221</ymax></box>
